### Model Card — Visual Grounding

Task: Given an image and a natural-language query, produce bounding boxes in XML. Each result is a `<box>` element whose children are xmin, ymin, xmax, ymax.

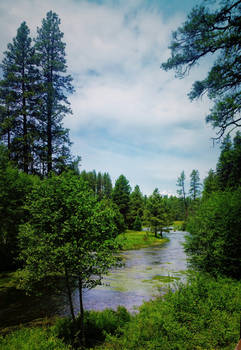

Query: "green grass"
<box><xmin>0</xmin><ymin>272</ymin><xmax>17</xmax><ymax>292</ymax></box>
<box><xmin>115</xmin><ymin>230</ymin><xmax>168</xmax><ymax>250</ymax></box>
<box><xmin>172</xmin><ymin>221</ymin><xmax>185</xmax><ymax>231</ymax></box>
<box><xmin>0</xmin><ymin>327</ymin><xmax>70</xmax><ymax>350</ymax></box>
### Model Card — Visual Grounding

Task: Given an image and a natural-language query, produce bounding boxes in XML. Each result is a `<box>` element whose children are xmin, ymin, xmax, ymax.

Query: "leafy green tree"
<box><xmin>177</xmin><ymin>171</ymin><xmax>187</xmax><ymax>217</ymax></box>
<box><xmin>189</xmin><ymin>169</ymin><xmax>201</xmax><ymax>200</ymax></box>
<box><xmin>0</xmin><ymin>144</ymin><xmax>36</xmax><ymax>271</ymax></box>
<box><xmin>145</xmin><ymin>188</ymin><xmax>171</xmax><ymax>237</ymax></box>
<box><xmin>162</xmin><ymin>0</ymin><xmax>241</xmax><ymax>138</ymax></box>
<box><xmin>0</xmin><ymin>22</ymin><xmax>40</xmax><ymax>173</ymax></box>
<box><xmin>186</xmin><ymin>188</ymin><xmax>241</xmax><ymax>279</ymax></box>
<box><xmin>112</xmin><ymin>175</ymin><xmax>131</xmax><ymax>225</ymax></box>
<box><xmin>127</xmin><ymin>185</ymin><xmax>144</xmax><ymax>229</ymax></box>
<box><xmin>18</xmin><ymin>171</ymin><xmax>119</xmax><ymax>345</ymax></box>
<box><xmin>35</xmin><ymin>11</ymin><xmax>74</xmax><ymax>174</ymax></box>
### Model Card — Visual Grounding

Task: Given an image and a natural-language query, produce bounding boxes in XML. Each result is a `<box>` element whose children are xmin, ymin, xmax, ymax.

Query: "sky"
<box><xmin>0</xmin><ymin>0</ymin><xmax>221</xmax><ymax>195</ymax></box>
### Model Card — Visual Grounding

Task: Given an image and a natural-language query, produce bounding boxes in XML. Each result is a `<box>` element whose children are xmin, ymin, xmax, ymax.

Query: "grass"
<box><xmin>0</xmin><ymin>327</ymin><xmax>70</xmax><ymax>350</ymax></box>
<box><xmin>0</xmin><ymin>272</ymin><xmax>17</xmax><ymax>292</ymax></box>
<box><xmin>115</xmin><ymin>230</ymin><xmax>168</xmax><ymax>250</ymax></box>
<box><xmin>172</xmin><ymin>221</ymin><xmax>185</xmax><ymax>231</ymax></box>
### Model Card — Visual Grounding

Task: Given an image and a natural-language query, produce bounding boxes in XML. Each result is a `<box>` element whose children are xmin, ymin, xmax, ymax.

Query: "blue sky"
<box><xmin>0</xmin><ymin>0</ymin><xmax>220</xmax><ymax>195</ymax></box>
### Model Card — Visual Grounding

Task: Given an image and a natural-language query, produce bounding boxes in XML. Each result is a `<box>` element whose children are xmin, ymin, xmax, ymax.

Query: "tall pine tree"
<box><xmin>34</xmin><ymin>11</ymin><xmax>74</xmax><ymax>174</ymax></box>
<box><xmin>0</xmin><ymin>22</ymin><xmax>40</xmax><ymax>173</ymax></box>
<box><xmin>189</xmin><ymin>169</ymin><xmax>201</xmax><ymax>200</ymax></box>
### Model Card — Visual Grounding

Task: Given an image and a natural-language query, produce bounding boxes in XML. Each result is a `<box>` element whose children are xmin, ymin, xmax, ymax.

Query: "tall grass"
<box><xmin>0</xmin><ymin>327</ymin><xmax>70</xmax><ymax>350</ymax></box>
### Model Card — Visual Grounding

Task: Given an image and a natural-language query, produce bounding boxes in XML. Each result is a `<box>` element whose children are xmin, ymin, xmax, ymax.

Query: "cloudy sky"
<box><xmin>0</xmin><ymin>0</ymin><xmax>220</xmax><ymax>195</ymax></box>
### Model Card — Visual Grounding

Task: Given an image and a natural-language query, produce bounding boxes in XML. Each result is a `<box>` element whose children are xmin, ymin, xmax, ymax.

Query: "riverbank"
<box><xmin>1</xmin><ymin>274</ymin><xmax>241</xmax><ymax>349</ymax></box>
<box><xmin>0</xmin><ymin>229</ymin><xmax>169</xmax><ymax>333</ymax></box>
<box><xmin>115</xmin><ymin>229</ymin><xmax>168</xmax><ymax>250</ymax></box>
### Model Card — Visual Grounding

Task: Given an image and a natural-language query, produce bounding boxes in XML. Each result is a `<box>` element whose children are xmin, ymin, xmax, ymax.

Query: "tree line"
<box><xmin>0</xmin><ymin>11</ymin><xmax>75</xmax><ymax>176</ymax></box>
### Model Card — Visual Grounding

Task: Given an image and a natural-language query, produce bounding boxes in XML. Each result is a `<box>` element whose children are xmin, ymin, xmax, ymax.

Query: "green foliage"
<box><xmin>112</xmin><ymin>175</ymin><xmax>131</xmax><ymax>225</ymax></box>
<box><xmin>165</xmin><ymin>196</ymin><xmax>185</xmax><ymax>221</ymax></box>
<box><xmin>176</xmin><ymin>171</ymin><xmax>187</xmax><ymax>217</ymax></box>
<box><xmin>127</xmin><ymin>185</ymin><xmax>144</xmax><ymax>229</ymax></box>
<box><xmin>35</xmin><ymin>11</ymin><xmax>74</xmax><ymax>174</ymax></box>
<box><xmin>53</xmin><ymin>307</ymin><xmax>131</xmax><ymax>348</ymax></box>
<box><xmin>100</xmin><ymin>275</ymin><xmax>241</xmax><ymax>350</ymax></box>
<box><xmin>115</xmin><ymin>230</ymin><xmax>167</xmax><ymax>250</ymax></box>
<box><xmin>144</xmin><ymin>189</ymin><xmax>172</xmax><ymax>237</ymax></box>
<box><xmin>186</xmin><ymin>188</ymin><xmax>241</xmax><ymax>278</ymax></box>
<box><xmin>84</xmin><ymin>307</ymin><xmax>131</xmax><ymax>347</ymax></box>
<box><xmin>80</xmin><ymin>170</ymin><xmax>113</xmax><ymax>200</ymax></box>
<box><xmin>0</xmin><ymin>327</ymin><xmax>69</xmax><ymax>350</ymax></box>
<box><xmin>132</xmin><ymin>215</ymin><xmax>142</xmax><ymax>231</ymax></box>
<box><xmin>0</xmin><ymin>12</ymin><xmax>75</xmax><ymax>175</ymax></box>
<box><xmin>0</xmin><ymin>22</ymin><xmax>39</xmax><ymax>173</ymax></box>
<box><xmin>0</xmin><ymin>145</ymin><xmax>37</xmax><ymax>271</ymax></box>
<box><xmin>189</xmin><ymin>169</ymin><xmax>201</xmax><ymax>200</ymax></box>
<box><xmin>216</xmin><ymin>132</ymin><xmax>241</xmax><ymax>189</ymax></box>
<box><xmin>162</xmin><ymin>0</ymin><xmax>241</xmax><ymax>138</ymax></box>
<box><xmin>17</xmin><ymin>170</ymin><xmax>120</xmax><ymax>344</ymax></box>
<box><xmin>203</xmin><ymin>169</ymin><xmax>219</xmax><ymax>198</ymax></box>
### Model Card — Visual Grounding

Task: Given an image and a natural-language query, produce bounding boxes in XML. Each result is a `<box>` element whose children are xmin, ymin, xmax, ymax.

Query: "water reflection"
<box><xmin>69</xmin><ymin>230</ymin><xmax>187</xmax><ymax>313</ymax></box>
<box><xmin>0</xmin><ymin>230</ymin><xmax>187</xmax><ymax>328</ymax></box>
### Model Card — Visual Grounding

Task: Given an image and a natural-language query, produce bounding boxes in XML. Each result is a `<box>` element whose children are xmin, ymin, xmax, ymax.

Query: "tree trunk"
<box><xmin>64</xmin><ymin>266</ymin><xmax>75</xmax><ymax>322</ymax></box>
<box><xmin>47</xmin><ymin>108</ymin><xmax>52</xmax><ymax>174</ymax></box>
<box><xmin>22</xmin><ymin>66</ymin><xmax>28</xmax><ymax>173</ymax></box>
<box><xmin>78</xmin><ymin>277</ymin><xmax>85</xmax><ymax>346</ymax></box>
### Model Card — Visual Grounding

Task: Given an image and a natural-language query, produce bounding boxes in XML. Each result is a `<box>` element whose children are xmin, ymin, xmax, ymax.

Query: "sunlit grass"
<box><xmin>116</xmin><ymin>230</ymin><xmax>168</xmax><ymax>250</ymax></box>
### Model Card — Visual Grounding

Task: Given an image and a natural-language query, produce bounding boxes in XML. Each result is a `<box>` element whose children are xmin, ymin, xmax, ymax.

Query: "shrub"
<box><xmin>0</xmin><ymin>327</ymin><xmax>69</xmax><ymax>350</ymax></box>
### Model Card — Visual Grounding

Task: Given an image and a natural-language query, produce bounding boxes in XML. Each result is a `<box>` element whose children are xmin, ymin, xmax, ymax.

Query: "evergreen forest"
<box><xmin>0</xmin><ymin>1</ymin><xmax>241</xmax><ymax>349</ymax></box>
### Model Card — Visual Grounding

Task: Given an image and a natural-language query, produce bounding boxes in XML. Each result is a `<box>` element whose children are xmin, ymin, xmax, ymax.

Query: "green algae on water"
<box><xmin>142</xmin><ymin>275</ymin><xmax>180</xmax><ymax>284</ymax></box>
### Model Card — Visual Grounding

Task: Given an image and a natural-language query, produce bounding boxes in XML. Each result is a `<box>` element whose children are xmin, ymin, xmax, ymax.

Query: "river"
<box><xmin>0</xmin><ymin>230</ymin><xmax>187</xmax><ymax>328</ymax></box>
<box><xmin>66</xmin><ymin>229</ymin><xmax>187</xmax><ymax>313</ymax></box>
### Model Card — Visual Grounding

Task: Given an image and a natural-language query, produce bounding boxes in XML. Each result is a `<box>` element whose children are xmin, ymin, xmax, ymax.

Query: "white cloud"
<box><xmin>0</xmin><ymin>0</ymin><xmax>220</xmax><ymax>194</ymax></box>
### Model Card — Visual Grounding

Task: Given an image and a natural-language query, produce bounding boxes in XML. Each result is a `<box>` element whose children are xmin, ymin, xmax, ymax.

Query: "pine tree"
<box><xmin>34</xmin><ymin>11</ymin><xmax>74</xmax><ymax>174</ymax></box>
<box><xmin>177</xmin><ymin>171</ymin><xmax>187</xmax><ymax>217</ymax></box>
<box><xmin>0</xmin><ymin>22</ymin><xmax>40</xmax><ymax>173</ymax></box>
<box><xmin>112</xmin><ymin>175</ymin><xmax>131</xmax><ymax>225</ymax></box>
<box><xmin>127</xmin><ymin>185</ymin><xmax>144</xmax><ymax>229</ymax></box>
<box><xmin>145</xmin><ymin>188</ymin><xmax>171</xmax><ymax>237</ymax></box>
<box><xmin>189</xmin><ymin>169</ymin><xmax>201</xmax><ymax>200</ymax></box>
<box><xmin>102</xmin><ymin>172</ymin><xmax>112</xmax><ymax>198</ymax></box>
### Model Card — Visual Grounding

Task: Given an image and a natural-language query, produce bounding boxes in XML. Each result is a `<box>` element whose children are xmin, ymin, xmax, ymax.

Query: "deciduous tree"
<box><xmin>18</xmin><ymin>172</ymin><xmax>120</xmax><ymax>345</ymax></box>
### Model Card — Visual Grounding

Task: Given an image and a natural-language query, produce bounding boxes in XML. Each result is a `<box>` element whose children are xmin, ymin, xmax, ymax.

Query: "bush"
<box><xmin>53</xmin><ymin>306</ymin><xmax>131</xmax><ymax>348</ymax></box>
<box><xmin>0</xmin><ymin>327</ymin><xmax>69</xmax><ymax>350</ymax></box>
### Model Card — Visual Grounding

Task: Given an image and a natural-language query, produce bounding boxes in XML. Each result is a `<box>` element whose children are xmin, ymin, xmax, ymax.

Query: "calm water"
<box><xmin>0</xmin><ymin>230</ymin><xmax>187</xmax><ymax>328</ymax></box>
<box><xmin>68</xmin><ymin>230</ymin><xmax>187</xmax><ymax>314</ymax></box>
